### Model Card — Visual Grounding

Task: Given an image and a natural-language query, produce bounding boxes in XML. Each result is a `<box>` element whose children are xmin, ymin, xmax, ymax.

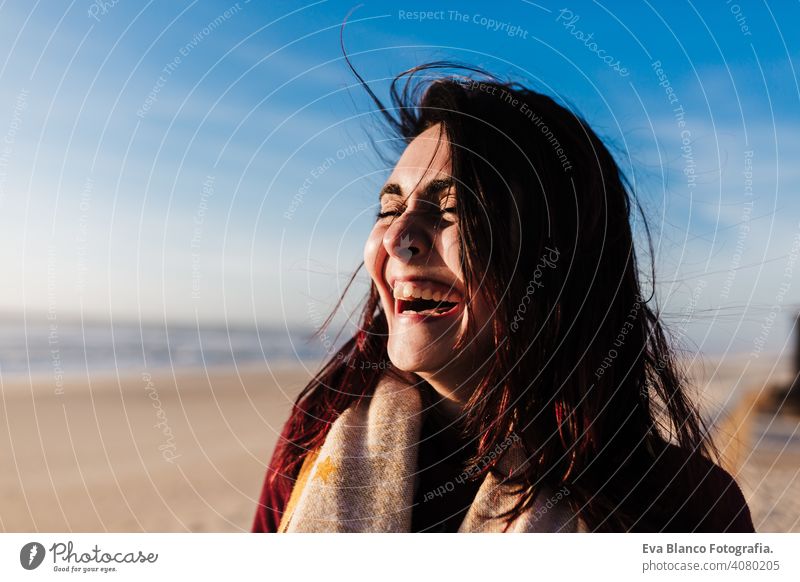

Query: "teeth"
<box><xmin>391</xmin><ymin>281</ymin><xmax>457</xmax><ymax>302</ymax></box>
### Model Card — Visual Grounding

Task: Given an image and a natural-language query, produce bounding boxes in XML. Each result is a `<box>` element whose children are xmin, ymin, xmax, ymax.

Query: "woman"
<box><xmin>253</xmin><ymin>63</ymin><xmax>754</xmax><ymax>533</ymax></box>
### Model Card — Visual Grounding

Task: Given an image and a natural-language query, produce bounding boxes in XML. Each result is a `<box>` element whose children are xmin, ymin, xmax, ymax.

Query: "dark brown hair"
<box><xmin>271</xmin><ymin>61</ymin><xmax>717</xmax><ymax>531</ymax></box>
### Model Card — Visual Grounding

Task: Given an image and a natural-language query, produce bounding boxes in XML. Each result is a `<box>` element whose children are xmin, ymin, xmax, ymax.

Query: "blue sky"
<box><xmin>0</xmin><ymin>0</ymin><xmax>797</xmax><ymax>355</ymax></box>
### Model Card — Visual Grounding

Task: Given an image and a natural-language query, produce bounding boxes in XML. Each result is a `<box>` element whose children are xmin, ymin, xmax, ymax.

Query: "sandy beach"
<box><xmin>0</xmin><ymin>365</ymin><xmax>312</xmax><ymax>532</ymax></box>
<box><xmin>687</xmin><ymin>352</ymin><xmax>800</xmax><ymax>532</ymax></box>
<box><xmin>1</xmin><ymin>353</ymin><xmax>798</xmax><ymax>532</ymax></box>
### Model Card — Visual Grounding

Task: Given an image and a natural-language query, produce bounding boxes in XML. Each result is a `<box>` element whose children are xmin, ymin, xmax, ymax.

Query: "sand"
<box><xmin>0</xmin><ymin>364</ymin><xmax>312</xmax><ymax>532</ymax></box>
<box><xmin>686</xmin><ymin>351</ymin><xmax>800</xmax><ymax>532</ymax></box>
<box><xmin>737</xmin><ymin>416</ymin><xmax>800</xmax><ymax>532</ymax></box>
<box><xmin>1</xmin><ymin>353</ymin><xmax>797</xmax><ymax>532</ymax></box>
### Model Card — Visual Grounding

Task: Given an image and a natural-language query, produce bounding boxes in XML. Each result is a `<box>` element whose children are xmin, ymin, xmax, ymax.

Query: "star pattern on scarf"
<box><xmin>314</xmin><ymin>455</ymin><xmax>336</xmax><ymax>484</ymax></box>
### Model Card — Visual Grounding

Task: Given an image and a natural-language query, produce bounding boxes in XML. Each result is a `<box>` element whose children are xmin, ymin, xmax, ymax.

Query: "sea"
<box><xmin>0</xmin><ymin>313</ymin><xmax>335</xmax><ymax>379</ymax></box>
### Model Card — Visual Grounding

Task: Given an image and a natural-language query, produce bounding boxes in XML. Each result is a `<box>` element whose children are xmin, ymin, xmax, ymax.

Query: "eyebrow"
<box><xmin>379</xmin><ymin>177</ymin><xmax>455</xmax><ymax>201</ymax></box>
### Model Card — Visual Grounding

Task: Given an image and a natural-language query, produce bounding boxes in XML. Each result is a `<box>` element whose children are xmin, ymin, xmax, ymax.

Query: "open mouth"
<box><xmin>396</xmin><ymin>297</ymin><xmax>460</xmax><ymax>317</ymax></box>
<box><xmin>389</xmin><ymin>278</ymin><xmax>463</xmax><ymax>320</ymax></box>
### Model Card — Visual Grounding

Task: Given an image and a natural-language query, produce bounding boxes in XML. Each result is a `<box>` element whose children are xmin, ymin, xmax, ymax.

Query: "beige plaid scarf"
<box><xmin>279</xmin><ymin>374</ymin><xmax>585</xmax><ymax>532</ymax></box>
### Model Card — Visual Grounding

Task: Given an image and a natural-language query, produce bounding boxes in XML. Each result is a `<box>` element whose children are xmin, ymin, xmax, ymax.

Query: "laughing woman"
<box><xmin>253</xmin><ymin>63</ymin><xmax>754</xmax><ymax>533</ymax></box>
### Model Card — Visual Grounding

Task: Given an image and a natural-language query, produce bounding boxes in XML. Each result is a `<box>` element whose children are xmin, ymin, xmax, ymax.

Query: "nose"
<box><xmin>383</xmin><ymin>209</ymin><xmax>434</xmax><ymax>264</ymax></box>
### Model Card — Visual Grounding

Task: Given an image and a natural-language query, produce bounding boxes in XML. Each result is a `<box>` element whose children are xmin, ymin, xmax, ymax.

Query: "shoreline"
<box><xmin>0</xmin><ymin>359</ymin><xmax>324</xmax><ymax>393</ymax></box>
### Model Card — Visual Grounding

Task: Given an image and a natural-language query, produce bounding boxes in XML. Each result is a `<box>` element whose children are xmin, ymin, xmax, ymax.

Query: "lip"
<box><xmin>385</xmin><ymin>275</ymin><xmax>464</xmax><ymax>322</ymax></box>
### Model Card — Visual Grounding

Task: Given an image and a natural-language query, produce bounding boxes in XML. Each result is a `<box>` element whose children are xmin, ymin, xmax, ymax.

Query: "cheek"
<box><xmin>440</xmin><ymin>228</ymin><xmax>463</xmax><ymax>279</ymax></box>
<box><xmin>363</xmin><ymin>226</ymin><xmax>386</xmax><ymax>282</ymax></box>
<box><xmin>440</xmin><ymin>228</ymin><xmax>492</xmax><ymax>329</ymax></box>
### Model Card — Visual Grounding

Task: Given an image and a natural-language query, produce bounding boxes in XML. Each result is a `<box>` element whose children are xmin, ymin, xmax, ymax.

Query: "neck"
<box><xmin>416</xmin><ymin>361</ymin><xmax>489</xmax><ymax>423</ymax></box>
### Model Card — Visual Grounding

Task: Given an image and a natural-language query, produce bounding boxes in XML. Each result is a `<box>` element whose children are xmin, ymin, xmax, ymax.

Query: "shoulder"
<box><xmin>651</xmin><ymin>442</ymin><xmax>755</xmax><ymax>532</ymax></box>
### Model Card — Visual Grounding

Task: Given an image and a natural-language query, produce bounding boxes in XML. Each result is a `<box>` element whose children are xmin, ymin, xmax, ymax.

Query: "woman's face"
<box><xmin>364</xmin><ymin>124</ymin><xmax>493</xmax><ymax>384</ymax></box>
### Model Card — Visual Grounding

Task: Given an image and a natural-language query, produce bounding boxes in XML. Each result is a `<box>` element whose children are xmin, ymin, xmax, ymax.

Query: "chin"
<box><xmin>387</xmin><ymin>340</ymin><xmax>449</xmax><ymax>373</ymax></box>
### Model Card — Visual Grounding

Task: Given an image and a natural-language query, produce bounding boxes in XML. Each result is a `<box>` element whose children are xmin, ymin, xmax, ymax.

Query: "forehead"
<box><xmin>385</xmin><ymin>124</ymin><xmax>452</xmax><ymax>192</ymax></box>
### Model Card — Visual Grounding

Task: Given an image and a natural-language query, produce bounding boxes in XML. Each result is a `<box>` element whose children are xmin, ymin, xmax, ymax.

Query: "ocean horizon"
<box><xmin>0</xmin><ymin>312</ymin><xmax>343</xmax><ymax>379</ymax></box>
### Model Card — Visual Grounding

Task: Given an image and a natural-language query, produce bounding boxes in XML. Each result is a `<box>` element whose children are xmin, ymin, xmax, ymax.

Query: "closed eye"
<box><xmin>376</xmin><ymin>209</ymin><xmax>402</xmax><ymax>220</ymax></box>
<box><xmin>376</xmin><ymin>206</ymin><xmax>457</xmax><ymax>221</ymax></box>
